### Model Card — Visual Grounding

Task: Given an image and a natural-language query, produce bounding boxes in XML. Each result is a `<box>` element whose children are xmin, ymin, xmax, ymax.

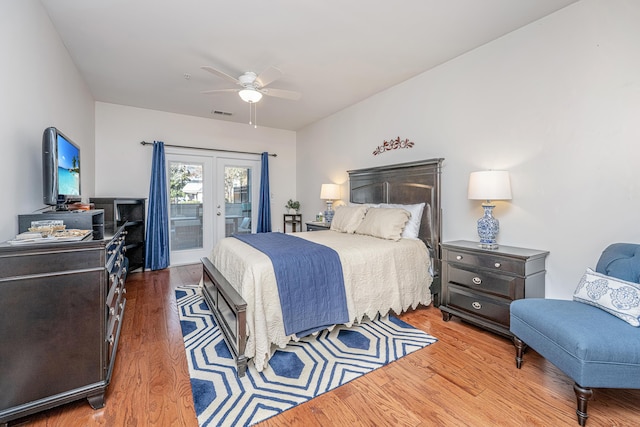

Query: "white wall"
<box><xmin>94</xmin><ymin>101</ymin><xmax>297</xmax><ymax>230</ymax></box>
<box><xmin>0</xmin><ymin>0</ymin><xmax>95</xmax><ymax>242</ymax></box>
<box><xmin>4</xmin><ymin>0</ymin><xmax>638</xmax><ymax>300</ymax></box>
<box><xmin>296</xmin><ymin>0</ymin><xmax>640</xmax><ymax>299</ymax></box>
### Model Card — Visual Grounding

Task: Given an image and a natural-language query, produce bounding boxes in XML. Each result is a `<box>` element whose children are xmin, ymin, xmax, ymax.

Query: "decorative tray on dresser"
<box><xmin>439</xmin><ymin>240</ymin><xmax>549</xmax><ymax>337</ymax></box>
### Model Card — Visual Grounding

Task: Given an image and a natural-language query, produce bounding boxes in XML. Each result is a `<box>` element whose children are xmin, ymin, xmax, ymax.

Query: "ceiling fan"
<box><xmin>201</xmin><ymin>65</ymin><xmax>302</xmax><ymax>103</ymax></box>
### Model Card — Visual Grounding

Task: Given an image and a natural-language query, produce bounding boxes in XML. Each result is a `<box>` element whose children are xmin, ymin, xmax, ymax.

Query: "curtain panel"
<box><xmin>144</xmin><ymin>141</ymin><xmax>170</xmax><ymax>270</ymax></box>
<box><xmin>257</xmin><ymin>152</ymin><xmax>272</xmax><ymax>233</ymax></box>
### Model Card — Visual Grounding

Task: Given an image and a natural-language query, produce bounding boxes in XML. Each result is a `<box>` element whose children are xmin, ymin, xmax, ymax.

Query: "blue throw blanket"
<box><xmin>233</xmin><ymin>232</ymin><xmax>349</xmax><ymax>337</ymax></box>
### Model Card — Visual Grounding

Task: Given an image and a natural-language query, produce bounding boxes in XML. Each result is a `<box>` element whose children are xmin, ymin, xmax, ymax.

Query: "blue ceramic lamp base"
<box><xmin>324</xmin><ymin>200</ymin><xmax>335</xmax><ymax>224</ymax></box>
<box><xmin>477</xmin><ymin>203</ymin><xmax>499</xmax><ymax>249</ymax></box>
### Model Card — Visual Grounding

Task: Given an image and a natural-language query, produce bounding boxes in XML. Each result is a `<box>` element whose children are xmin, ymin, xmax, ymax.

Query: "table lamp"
<box><xmin>320</xmin><ymin>183</ymin><xmax>340</xmax><ymax>223</ymax></box>
<box><xmin>468</xmin><ymin>170</ymin><xmax>512</xmax><ymax>249</ymax></box>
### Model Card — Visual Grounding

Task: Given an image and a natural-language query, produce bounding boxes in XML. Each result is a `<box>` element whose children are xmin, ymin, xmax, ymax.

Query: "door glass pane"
<box><xmin>169</xmin><ymin>161</ymin><xmax>203</xmax><ymax>250</ymax></box>
<box><xmin>224</xmin><ymin>166</ymin><xmax>252</xmax><ymax>237</ymax></box>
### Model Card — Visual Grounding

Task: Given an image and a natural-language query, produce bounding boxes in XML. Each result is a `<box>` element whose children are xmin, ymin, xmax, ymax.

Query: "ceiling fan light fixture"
<box><xmin>239</xmin><ymin>88</ymin><xmax>262</xmax><ymax>103</ymax></box>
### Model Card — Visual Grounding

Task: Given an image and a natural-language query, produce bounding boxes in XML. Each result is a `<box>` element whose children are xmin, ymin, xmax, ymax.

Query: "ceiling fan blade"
<box><xmin>255</xmin><ymin>66</ymin><xmax>282</xmax><ymax>88</ymax></box>
<box><xmin>260</xmin><ymin>88</ymin><xmax>302</xmax><ymax>101</ymax></box>
<box><xmin>201</xmin><ymin>88</ymin><xmax>239</xmax><ymax>95</ymax></box>
<box><xmin>201</xmin><ymin>66</ymin><xmax>239</xmax><ymax>84</ymax></box>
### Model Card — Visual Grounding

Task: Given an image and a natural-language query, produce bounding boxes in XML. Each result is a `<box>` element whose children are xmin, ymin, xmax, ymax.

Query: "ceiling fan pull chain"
<box><xmin>248</xmin><ymin>101</ymin><xmax>252</xmax><ymax>126</ymax></box>
<box><xmin>254</xmin><ymin>102</ymin><xmax>257</xmax><ymax>128</ymax></box>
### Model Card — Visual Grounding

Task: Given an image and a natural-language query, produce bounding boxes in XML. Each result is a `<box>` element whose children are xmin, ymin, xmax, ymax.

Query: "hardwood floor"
<box><xmin>11</xmin><ymin>264</ymin><xmax>640</xmax><ymax>426</ymax></box>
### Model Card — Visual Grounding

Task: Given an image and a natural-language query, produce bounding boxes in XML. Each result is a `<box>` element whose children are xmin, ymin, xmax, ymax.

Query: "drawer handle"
<box><xmin>456</xmin><ymin>255</ymin><xmax>463</xmax><ymax>260</ymax></box>
<box><xmin>472</xmin><ymin>277</ymin><xmax>482</xmax><ymax>285</ymax></box>
<box><xmin>472</xmin><ymin>302</ymin><xmax>482</xmax><ymax>310</ymax></box>
<box><xmin>494</xmin><ymin>262</ymin><xmax>501</xmax><ymax>268</ymax></box>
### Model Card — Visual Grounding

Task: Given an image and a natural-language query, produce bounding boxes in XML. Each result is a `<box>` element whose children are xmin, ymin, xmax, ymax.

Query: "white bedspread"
<box><xmin>209</xmin><ymin>230</ymin><xmax>433</xmax><ymax>372</ymax></box>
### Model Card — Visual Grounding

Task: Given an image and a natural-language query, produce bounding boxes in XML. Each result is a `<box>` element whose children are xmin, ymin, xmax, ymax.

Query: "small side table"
<box><xmin>306</xmin><ymin>221</ymin><xmax>331</xmax><ymax>231</ymax></box>
<box><xmin>283</xmin><ymin>214</ymin><xmax>302</xmax><ymax>233</ymax></box>
<box><xmin>440</xmin><ymin>240</ymin><xmax>548</xmax><ymax>338</ymax></box>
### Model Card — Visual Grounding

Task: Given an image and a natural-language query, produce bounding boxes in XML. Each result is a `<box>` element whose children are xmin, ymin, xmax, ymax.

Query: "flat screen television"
<box><xmin>42</xmin><ymin>127</ymin><xmax>81</xmax><ymax>210</ymax></box>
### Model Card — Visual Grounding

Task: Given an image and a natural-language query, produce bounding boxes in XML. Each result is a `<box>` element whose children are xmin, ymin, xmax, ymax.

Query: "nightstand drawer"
<box><xmin>447</xmin><ymin>286</ymin><xmax>511</xmax><ymax>327</ymax></box>
<box><xmin>306</xmin><ymin>222</ymin><xmax>331</xmax><ymax>231</ymax></box>
<box><xmin>445</xmin><ymin>250</ymin><xmax>523</xmax><ymax>275</ymax></box>
<box><xmin>446</xmin><ymin>264</ymin><xmax>521</xmax><ymax>299</ymax></box>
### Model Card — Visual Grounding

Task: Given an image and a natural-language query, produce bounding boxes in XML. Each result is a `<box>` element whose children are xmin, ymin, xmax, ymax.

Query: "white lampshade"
<box><xmin>238</xmin><ymin>88</ymin><xmax>263</xmax><ymax>103</ymax></box>
<box><xmin>320</xmin><ymin>183</ymin><xmax>340</xmax><ymax>200</ymax></box>
<box><xmin>468</xmin><ymin>171</ymin><xmax>512</xmax><ymax>201</ymax></box>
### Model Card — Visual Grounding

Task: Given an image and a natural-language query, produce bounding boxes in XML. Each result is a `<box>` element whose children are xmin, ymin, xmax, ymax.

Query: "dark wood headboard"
<box><xmin>348</xmin><ymin>158</ymin><xmax>444</xmax><ymax>301</ymax></box>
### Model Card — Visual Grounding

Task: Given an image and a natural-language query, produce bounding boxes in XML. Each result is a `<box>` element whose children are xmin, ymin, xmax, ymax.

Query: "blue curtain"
<box><xmin>257</xmin><ymin>152</ymin><xmax>272</xmax><ymax>233</ymax></box>
<box><xmin>144</xmin><ymin>141</ymin><xmax>170</xmax><ymax>270</ymax></box>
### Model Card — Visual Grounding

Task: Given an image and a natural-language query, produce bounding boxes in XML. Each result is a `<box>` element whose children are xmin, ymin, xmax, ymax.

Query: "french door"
<box><xmin>166</xmin><ymin>152</ymin><xmax>212</xmax><ymax>265</ymax></box>
<box><xmin>216</xmin><ymin>156</ymin><xmax>260</xmax><ymax>243</ymax></box>
<box><xmin>165</xmin><ymin>148</ymin><xmax>260</xmax><ymax>266</ymax></box>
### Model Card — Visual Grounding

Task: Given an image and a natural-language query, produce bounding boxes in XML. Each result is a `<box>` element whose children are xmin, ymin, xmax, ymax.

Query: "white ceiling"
<box><xmin>40</xmin><ymin>0</ymin><xmax>578</xmax><ymax>131</ymax></box>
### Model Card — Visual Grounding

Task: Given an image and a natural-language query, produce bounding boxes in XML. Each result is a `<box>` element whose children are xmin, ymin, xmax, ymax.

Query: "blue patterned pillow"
<box><xmin>573</xmin><ymin>268</ymin><xmax>640</xmax><ymax>327</ymax></box>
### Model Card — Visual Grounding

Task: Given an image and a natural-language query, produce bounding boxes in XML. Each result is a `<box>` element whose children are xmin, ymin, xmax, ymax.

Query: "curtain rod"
<box><xmin>140</xmin><ymin>141</ymin><xmax>277</xmax><ymax>157</ymax></box>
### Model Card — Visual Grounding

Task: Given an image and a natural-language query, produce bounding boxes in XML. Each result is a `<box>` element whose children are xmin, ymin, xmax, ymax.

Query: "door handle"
<box><xmin>216</xmin><ymin>212</ymin><xmax>221</xmax><ymax>216</ymax></box>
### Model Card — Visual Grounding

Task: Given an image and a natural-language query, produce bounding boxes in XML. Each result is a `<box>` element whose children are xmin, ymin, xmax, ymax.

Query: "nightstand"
<box><xmin>440</xmin><ymin>240</ymin><xmax>548</xmax><ymax>337</ymax></box>
<box><xmin>305</xmin><ymin>221</ymin><xmax>331</xmax><ymax>231</ymax></box>
<box><xmin>283</xmin><ymin>214</ymin><xmax>302</xmax><ymax>232</ymax></box>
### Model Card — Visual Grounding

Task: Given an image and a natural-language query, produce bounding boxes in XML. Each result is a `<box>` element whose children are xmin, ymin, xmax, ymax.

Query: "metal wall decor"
<box><xmin>372</xmin><ymin>136</ymin><xmax>415</xmax><ymax>156</ymax></box>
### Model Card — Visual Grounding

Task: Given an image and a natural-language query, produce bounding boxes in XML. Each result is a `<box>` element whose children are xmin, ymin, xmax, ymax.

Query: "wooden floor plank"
<box><xmin>9</xmin><ymin>264</ymin><xmax>640</xmax><ymax>426</ymax></box>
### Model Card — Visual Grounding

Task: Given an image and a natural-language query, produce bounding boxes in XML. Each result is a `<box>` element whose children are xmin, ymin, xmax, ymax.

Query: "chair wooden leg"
<box><xmin>573</xmin><ymin>383</ymin><xmax>593</xmax><ymax>426</ymax></box>
<box><xmin>512</xmin><ymin>336</ymin><xmax>527</xmax><ymax>369</ymax></box>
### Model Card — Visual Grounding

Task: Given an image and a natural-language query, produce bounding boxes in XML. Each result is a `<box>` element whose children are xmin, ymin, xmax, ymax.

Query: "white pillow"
<box><xmin>349</xmin><ymin>202</ymin><xmax>380</xmax><ymax>208</ymax></box>
<box><xmin>378</xmin><ymin>203</ymin><xmax>425</xmax><ymax>239</ymax></box>
<box><xmin>330</xmin><ymin>205</ymin><xmax>368</xmax><ymax>233</ymax></box>
<box><xmin>573</xmin><ymin>267</ymin><xmax>640</xmax><ymax>327</ymax></box>
<box><xmin>354</xmin><ymin>207</ymin><xmax>410</xmax><ymax>241</ymax></box>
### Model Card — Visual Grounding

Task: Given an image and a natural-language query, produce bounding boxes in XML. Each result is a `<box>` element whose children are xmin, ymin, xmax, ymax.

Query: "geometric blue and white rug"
<box><xmin>176</xmin><ymin>286</ymin><xmax>437</xmax><ymax>427</ymax></box>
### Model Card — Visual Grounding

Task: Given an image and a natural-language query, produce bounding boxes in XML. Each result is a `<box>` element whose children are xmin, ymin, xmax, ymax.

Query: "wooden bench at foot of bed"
<box><xmin>201</xmin><ymin>257</ymin><xmax>248</xmax><ymax>377</ymax></box>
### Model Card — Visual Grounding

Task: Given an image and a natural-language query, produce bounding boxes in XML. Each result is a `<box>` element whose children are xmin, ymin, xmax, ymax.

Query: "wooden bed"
<box><xmin>200</xmin><ymin>158</ymin><xmax>443</xmax><ymax>376</ymax></box>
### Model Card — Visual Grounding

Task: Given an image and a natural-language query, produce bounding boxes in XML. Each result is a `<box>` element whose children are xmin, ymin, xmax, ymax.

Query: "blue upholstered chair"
<box><xmin>510</xmin><ymin>243</ymin><xmax>640</xmax><ymax>426</ymax></box>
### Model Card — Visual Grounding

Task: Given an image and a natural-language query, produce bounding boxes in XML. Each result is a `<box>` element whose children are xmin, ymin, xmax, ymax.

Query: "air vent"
<box><xmin>211</xmin><ymin>110</ymin><xmax>232</xmax><ymax>116</ymax></box>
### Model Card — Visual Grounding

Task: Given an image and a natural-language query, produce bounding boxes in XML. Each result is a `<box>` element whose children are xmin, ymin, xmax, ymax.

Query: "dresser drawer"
<box><xmin>106</xmin><ymin>258</ymin><xmax>126</xmax><ymax>308</ymax></box>
<box><xmin>447</xmin><ymin>285</ymin><xmax>511</xmax><ymax>327</ymax></box>
<box><xmin>107</xmin><ymin>295</ymin><xmax>124</xmax><ymax>345</ymax></box>
<box><xmin>445</xmin><ymin>249</ymin><xmax>523</xmax><ymax>276</ymax></box>
<box><xmin>106</xmin><ymin>304</ymin><xmax>123</xmax><ymax>368</ymax></box>
<box><xmin>105</xmin><ymin>235</ymin><xmax>126</xmax><ymax>273</ymax></box>
<box><xmin>446</xmin><ymin>264</ymin><xmax>522</xmax><ymax>299</ymax></box>
<box><xmin>0</xmin><ymin>247</ymin><xmax>103</xmax><ymax>278</ymax></box>
<box><xmin>107</xmin><ymin>279</ymin><xmax>124</xmax><ymax>320</ymax></box>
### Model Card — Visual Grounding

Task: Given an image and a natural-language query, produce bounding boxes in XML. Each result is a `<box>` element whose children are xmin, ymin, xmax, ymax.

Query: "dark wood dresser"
<box><xmin>439</xmin><ymin>240</ymin><xmax>548</xmax><ymax>337</ymax></box>
<box><xmin>0</xmin><ymin>227</ymin><xmax>128</xmax><ymax>426</ymax></box>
